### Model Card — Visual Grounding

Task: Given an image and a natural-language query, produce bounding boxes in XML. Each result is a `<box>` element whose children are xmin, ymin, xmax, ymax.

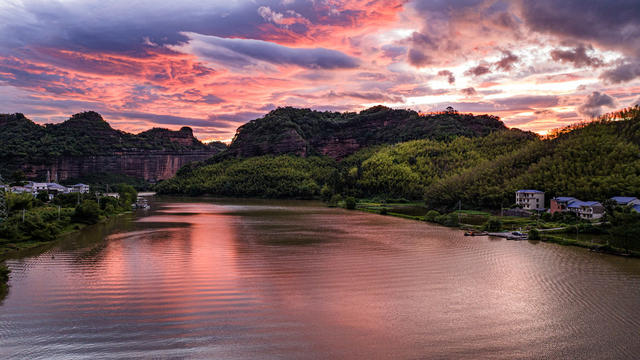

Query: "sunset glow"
<box><xmin>1</xmin><ymin>0</ymin><xmax>639</xmax><ymax>140</ymax></box>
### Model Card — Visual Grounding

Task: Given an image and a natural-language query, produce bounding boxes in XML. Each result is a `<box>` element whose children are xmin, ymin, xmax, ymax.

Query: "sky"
<box><xmin>1</xmin><ymin>0</ymin><xmax>639</xmax><ymax>141</ymax></box>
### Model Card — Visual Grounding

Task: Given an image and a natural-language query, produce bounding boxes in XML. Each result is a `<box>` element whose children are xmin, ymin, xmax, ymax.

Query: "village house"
<box><xmin>550</xmin><ymin>197</ymin><xmax>577</xmax><ymax>214</ymax></box>
<box><xmin>610</xmin><ymin>197</ymin><xmax>640</xmax><ymax>207</ymax></box>
<box><xmin>70</xmin><ymin>184</ymin><xmax>90</xmax><ymax>194</ymax></box>
<box><xmin>567</xmin><ymin>201</ymin><xmax>605</xmax><ymax>220</ymax></box>
<box><xmin>515</xmin><ymin>190</ymin><xmax>545</xmax><ymax>211</ymax></box>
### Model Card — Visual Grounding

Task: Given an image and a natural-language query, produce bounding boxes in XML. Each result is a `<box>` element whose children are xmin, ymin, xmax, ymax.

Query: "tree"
<box><xmin>10</xmin><ymin>170</ymin><xmax>26</xmax><ymax>184</ymax></box>
<box><xmin>345</xmin><ymin>196</ymin><xmax>357</xmax><ymax>210</ymax></box>
<box><xmin>424</xmin><ymin>210</ymin><xmax>440</xmax><ymax>222</ymax></box>
<box><xmin>36</xmin><ymin>191</ymin><xmax>50</xmax><ymax>203</ymax></box>
<box><xmin>320</xmin><ymin>184</ymin><xmax>333</xmax><ymax>202</ymax></box>
<box><xmin>483</xmin><ymin>217</ymin><xmax>502</xmax><ymax>232</ymax></box>
<box><xmin>116</xmin><ymin>184</ymin><xmax>138</xmax><ymax>207</ymax></box>
<box><xmin>73</xmin><ymin>200</ymin><xmax>101</xmax><ymax>224</ymax></box>
<box><xmin>608</xmin><ymin>208</ymin><xmax>640</xmax><ymax>252</ymax></box>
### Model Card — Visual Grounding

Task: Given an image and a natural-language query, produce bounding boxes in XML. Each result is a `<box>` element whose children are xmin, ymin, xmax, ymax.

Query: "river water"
<box><xmin>1</xmin><ymin>199</ymin><xmax>639</xmax><ymax>359</ymax></box>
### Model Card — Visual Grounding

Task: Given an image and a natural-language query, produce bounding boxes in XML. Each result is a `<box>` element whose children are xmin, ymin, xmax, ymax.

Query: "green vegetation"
<box><xmin>0</xmin><ymin>112</ymin><xmax>225</xmax><ymax>178</ymax></box>
<box><xmin>224</xmin><ymin>106</ymin><xmax>507</xmax><ymax>158</ymax></box>
<box><xmin>0</xmin><ymin>263</ymin><xmax>8</xmax><ymax>298</ymax></box>
<box><xmin>483</xmin><ymin>217</ymin><xmax>503</xmax><ymax>232</ymax></box>
<box><xmin>157</xmin><ymin>155</ymin><xmax>337</xmax><ymax>198</ymax></box>
<box><xmin>159</xmin><ymin>106</ymin><xmax>640</xmax><ymax>252</ymax></box>
<box><xmin>345</xmin><ymin>197</ymin><xmax>357</xmax><ymax>210</ymax></box>
<box><xmin>159</xmin><ymin>129</ymin><xmax>535</xmax><ymax>199</ymax></box>
<box><xmin>426</xmin><ymin>106</ymin><xmax>640</xmax><ymax>210</ymax></box>
<box><xmin>529</xmin><ymin>229</ymin><xmax>540</xmax><ymax>240</ymax></box>
<box><xmin>0</xmin><ymin>185</ymin><xmax>137</xmax><ymax>258</ymax></box>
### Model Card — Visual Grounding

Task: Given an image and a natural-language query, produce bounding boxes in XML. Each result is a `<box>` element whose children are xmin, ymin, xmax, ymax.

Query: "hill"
<box><xmin>0</xmin><ymin>112</ymin><xmax>227</xmax><ymax>182</ymax></box>
<box><xmin>157</xmin><ymin>104</ymin><xmax>532</xmax><ymax>198</ymax></box>
<box><xmin>159</xmin><ymin>106</ymin><xmax>640</xmax><ymax>208</ymax></box>
<box><xmin>223</xmin><ymin>106</ymin><xmax>507</xmax><ymax>159</ymax></box>
<box><xmin>425</xmin><ymin>106</ymin><xmax>640</xmax><ymax>210</ymax></box>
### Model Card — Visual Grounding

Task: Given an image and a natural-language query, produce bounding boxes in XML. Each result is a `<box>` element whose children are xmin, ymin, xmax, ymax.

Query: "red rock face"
<box><xmin>22</xmin><ymin>151</ymin><xmax>217</xmax><ymax>182</ymax></box>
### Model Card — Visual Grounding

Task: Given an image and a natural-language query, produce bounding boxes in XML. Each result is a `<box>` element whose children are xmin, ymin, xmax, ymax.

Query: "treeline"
<box><xmin>0</xmin><ymin>112</ymin><xmax>224</xmax><ymax>170</ymax></box>
<box><xmin>157</xmin><ymin>129</ymin><xmax>537</xmax><ymax>199</ymax></box>
<box><xmin>159</xmin><ymin>107</ymin><xmax>640</xmax><ymax>212</ymax></box>
<box><xmin>223</xmin><ymin>105</ymin><xmax>507</xmax><ymax>159</ymax></box>
<box><xmin>426</xmin><ymin>106</ymin><xmax>640</xmax><ymax>210</ymax></box>
<box><xmin>0</xmin><ymin>184</ymin><xmax>137</xmax><ymax>244</ymax></box>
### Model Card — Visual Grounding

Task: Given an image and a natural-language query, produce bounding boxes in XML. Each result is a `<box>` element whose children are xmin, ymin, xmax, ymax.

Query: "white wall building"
<box><xmin>70</xmin><ymin>184</ymin><xmax>90</xmax><ymax>194</ymax></box>
<box><xmin>515</xmin><ymin>190</ymin><xmax>545</xmax><ymax>211</ymax></box>
<box><xmin>568</xmin><ymin>201</ymin><xmax>605</xmax><ymax>220</ymax></box>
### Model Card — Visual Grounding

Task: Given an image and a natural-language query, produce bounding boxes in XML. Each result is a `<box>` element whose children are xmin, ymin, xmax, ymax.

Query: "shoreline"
<box><xmin>0</xmin><ymin>211</ymin><xmax>133</xmax><ymax>296</ymax></box>
<box><xmin>0</xmin><ymin>210</ymin><xmax>132</xmax><ymax>261</ymax></box>
<box><xmin>352</xmin><ymin>201</ymin><xmax>640</xmax><ymax>259</ymax></box>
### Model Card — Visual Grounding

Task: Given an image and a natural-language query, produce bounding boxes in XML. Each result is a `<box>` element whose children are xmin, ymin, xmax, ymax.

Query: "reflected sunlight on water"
<box><xmin>1</xmin><ymin>199</ymin><xmax>640</xmax><ymax>359</ymax></box>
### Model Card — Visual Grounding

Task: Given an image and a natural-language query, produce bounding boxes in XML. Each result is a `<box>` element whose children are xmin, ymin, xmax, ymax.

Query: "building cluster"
<box><xmin>516</xmin><ymin>190</ymin><xmax>640</xmax><ymax>220</ymax></box>
<box><xmin>1</xmin><ymin>181</ymin><xmax>90</xmax><ymax>199</ymax></box>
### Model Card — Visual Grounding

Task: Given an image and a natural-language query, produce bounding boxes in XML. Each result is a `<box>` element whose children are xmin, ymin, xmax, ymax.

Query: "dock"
<box><xmin>487</xmin><ymin>232</ymin><xmax>528</xmax><ymax>240</ymax></box>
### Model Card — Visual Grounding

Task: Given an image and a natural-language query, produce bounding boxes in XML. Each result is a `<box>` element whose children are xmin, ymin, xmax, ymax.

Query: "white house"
<box><xmin>25</xmin><ymin>182</ymin><xmax>48</xmax><ymax>192</ymax></box>
<box><xmin>46</xmin><ymin>183</ymin><xmax>71</xmax><ymax>194</ymax></box>
<box><xmin>70</xmin><ymin>184</ymin><xmax>90</xmax><ymax>194</ymax></box>
<box><xmin>568</xmin><ymin>201</ymin><xmax>605</xmax><ymax>220</ymax></box>
<box><xmin>516</xmin><ymin>190</ymin><xmax>545</xmax><ymax>211</ymax></box>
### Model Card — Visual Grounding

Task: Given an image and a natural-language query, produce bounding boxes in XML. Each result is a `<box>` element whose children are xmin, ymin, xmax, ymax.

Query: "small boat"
<box><xmin>134</xmin><ymin>198</ymin><xmax>151</xmax><ymax>210</ymax></box>
<box><xmin>506</xmin><ymin>231</ymin><xmax>528</xmax><ymax>240</ymax></box>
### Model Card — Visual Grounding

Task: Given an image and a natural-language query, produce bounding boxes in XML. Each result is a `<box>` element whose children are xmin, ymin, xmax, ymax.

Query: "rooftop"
<box><xmin>554</xmin><ymin>197</ymin><xmax>577</xmax><ymax>202</ymax></box>
<box><xmin>516</xmin><ymin>190</ymin><xmax>544</xmax><ymax>194</ymax></box>
<box><xmin>611</xmin><ymin>196</ymin><xmax>638</xmax><ymax>204</ymax></box>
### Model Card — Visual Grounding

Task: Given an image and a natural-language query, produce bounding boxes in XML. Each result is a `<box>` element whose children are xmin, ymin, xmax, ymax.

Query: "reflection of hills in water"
<box><xmin>1</xmin><ymin>200</ymin><xmax>640</xmax><ymax>359</ymax></box>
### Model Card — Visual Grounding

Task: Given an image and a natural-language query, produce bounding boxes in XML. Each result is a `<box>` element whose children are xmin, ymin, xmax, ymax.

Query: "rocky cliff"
<box><xmin>0</xmin><ymin>112</ymin><xmax>226</xmax><ymax>182</ymax></box>
<box><xmin>223</xmin><ymin>106</ymin><xmax>507</xmax><ymax>160</ymax></box>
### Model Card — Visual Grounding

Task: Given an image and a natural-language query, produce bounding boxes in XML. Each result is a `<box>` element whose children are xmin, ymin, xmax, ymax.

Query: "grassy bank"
<box><xmin>539</xmin><ymin>234</ymin><xmax>640</xmax><ymax>258</ymax></box>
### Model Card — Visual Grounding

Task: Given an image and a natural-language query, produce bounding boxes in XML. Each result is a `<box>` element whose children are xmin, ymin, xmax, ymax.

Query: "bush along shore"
<box><xmin>0</xmin><ymin>184</ymin><xmax>138</xmax><ymax>291</ymax></box>
<box><xmin>339</xmin><ymin>198</ymin><xmax>640</xmax><ymax>258</ymax></box>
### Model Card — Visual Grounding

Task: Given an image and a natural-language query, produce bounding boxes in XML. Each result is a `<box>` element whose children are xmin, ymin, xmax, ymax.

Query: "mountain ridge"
<box><xmin>0</xmin><ymin>111</ymin><xmax>226</xmax><ymax>182</ymax></box>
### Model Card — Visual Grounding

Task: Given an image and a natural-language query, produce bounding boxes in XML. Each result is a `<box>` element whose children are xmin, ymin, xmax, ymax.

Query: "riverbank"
<box><xmin>0</xmin><ymin>210</ymin><xmax>133</xmax><ymax>299</ymax></box>
<box><xmin>348</xmin><ymin>199</ymin><xmax>640</xmax><ymax>258</ymax></box>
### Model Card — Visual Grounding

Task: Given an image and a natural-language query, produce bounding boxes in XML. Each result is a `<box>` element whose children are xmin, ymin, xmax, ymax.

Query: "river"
<box><xmin>1</xmin><ymin>199</ymin><xmax>639</xmax><ymax>359</ymax></box>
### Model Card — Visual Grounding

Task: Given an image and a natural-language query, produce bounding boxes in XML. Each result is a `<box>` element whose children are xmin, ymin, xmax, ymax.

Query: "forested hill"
<box><xmin>425</xmin><ymin>106</ymin><xmax>640</xmax><ymax>210</ymax></box>
<box><xmin>223</xmin><ymin>106</ymin><xmax>507</xmax><ymax>159</ymax></box>
<box><xmin>158</xmin><ymin>106</ymin><xmax>640</xmax><ymax>210</ymax></box>
<box><xmin>0</xmin><ymin>112</ymin><xmax>227</xmax><ymax>181</ymax></box>
<box><xmin>0</xmin><ymin>112</ymin><xmax>225</xmax><ymax>160</ymax></box>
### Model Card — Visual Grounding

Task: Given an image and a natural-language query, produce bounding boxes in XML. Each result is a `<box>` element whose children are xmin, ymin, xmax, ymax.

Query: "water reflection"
<box><xmin>1</xmin><ymin>199</ymin><xmax>639</xmax><ymax>359</ymax></box>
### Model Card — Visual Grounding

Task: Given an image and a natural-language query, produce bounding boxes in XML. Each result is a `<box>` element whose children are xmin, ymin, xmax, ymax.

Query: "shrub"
<box><xmin>328</xmin><ymin>194</ymin><xmax>342</xmax><ymax>207</ymax></box>
<box><xmin>36</xmin><ymin>191</ymin><xmax>50</xmax><ymax>203</ymax></box>
<box><xmin>320</xmin><ymin>184</ymin><xmax>333</xmax><ymax>202</ymax></box>
<box><xmin>436</xmin><ymin>213</ymin><xmax>459</xmax><ymax>227</ymax></box>
<box><xmin>529</xmin><ymin>228</ymin><xmax>540</xmax><ymax>240</ymax></box>
<box><xmin>73</xmin><ymin>200</ymin><xmax>101</xmax><ymax>224</ymax></box>
<box><xmin>424</xmin><ymin>210</ymin><xmax>440</xmax><ymax>222</ymax></box>
<box><xmin>483</xmin><ymin>217</ymin><xmax>503</xmax><ymax>232</ymax></box>
<box><xmin>379</xmin><ymin>208</ymin><xmax>388</xmax><ymax>215</ymax></box>
<box><xmin>345</xmin><ymin>196</ymin><xmax>357</xmax><ymax>210</ymax></box>
<box><xmin>0</xmin><ymin>264</ymin><xmax>9</xmax><ymax>283</ymax></box>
